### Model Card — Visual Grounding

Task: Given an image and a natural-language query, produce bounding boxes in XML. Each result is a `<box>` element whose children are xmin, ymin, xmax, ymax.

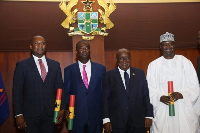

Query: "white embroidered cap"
<box><xmin>160</xmin><ymin>32</ymin><xmax>175</xmax><ymax>43</ymax></box>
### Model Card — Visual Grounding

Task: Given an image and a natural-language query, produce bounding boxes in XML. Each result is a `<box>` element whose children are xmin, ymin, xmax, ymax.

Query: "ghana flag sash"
<box><xmin>68</xmin><ymin>95</ymin><xmax>75</xmax><ymax>130</ymax></box>
<box><xmin>0</xmin><ymin>72</ymin><xmax>9</xmax><ymax>126</ymax></box>
<box><xmin>168</xmin><ymin>81</ymin><xmax>175</xmax><ymax>116</ymax></box>
<box><xmin>53</xmin><ymin>88</ymin><xmax>62</xmax><ymax>123</ymax></box>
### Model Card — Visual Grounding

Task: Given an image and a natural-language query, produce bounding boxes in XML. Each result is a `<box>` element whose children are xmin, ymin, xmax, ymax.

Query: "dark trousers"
<box><xmin>24</xmin><ymin>110</ymin><xmax>55</xmax><ymax>133</ymax></box>
<box><xmin>112</xmin><ymin>126</ymin><xmax>145</xmax><ymax>133</ymax></box>
<box><xmin>71</xmin><ymin>122</ymin><xmax>102</xmax><ymax>133</ymax></box>
<box><xmin>110</xmin><ymin>112</ymin><xmax>145</xmax><ymax>133</ymax></box>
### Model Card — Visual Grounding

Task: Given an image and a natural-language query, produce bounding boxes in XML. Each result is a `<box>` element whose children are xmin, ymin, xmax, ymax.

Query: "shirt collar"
<box><xmin>32</xmin><ymin>54</ymin><xmax>46</xmax><ymax>62</ymax></box>
<box><xmin>118</xmin><ymin>66</ymin><xmax>130</xmax><ymax>74</ymax></box>
<box><xmin>78</xmin><ymin>60</ymin><xmax>91</xmax><ymax>66</ymax></box>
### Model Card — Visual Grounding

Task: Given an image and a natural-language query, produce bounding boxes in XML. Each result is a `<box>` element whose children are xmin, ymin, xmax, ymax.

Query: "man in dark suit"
<box><xmin>102</xmin><ymin>48</ymin><xmax>153</xmax><ymax>133</ymax></box>
<box><xmin>64</xmin><ymin>40</ymin><xmax>106</xmax><ymax>133</ymax></box>
<box><xmin>12</xmin><ymin>35</ymin><xmax>66</xmax><ymax>133</ymax></box>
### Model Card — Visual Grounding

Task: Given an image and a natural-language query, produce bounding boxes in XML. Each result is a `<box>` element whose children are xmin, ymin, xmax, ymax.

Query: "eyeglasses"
<box><xmin>33</xmin><ymin>41</ymin><xmax>46</xmax><ymax>46</ymax></box>
<box><xmin>118</xmin><ymin>57</ymin><xmax>131</xmax><ymax>61</ymax></box>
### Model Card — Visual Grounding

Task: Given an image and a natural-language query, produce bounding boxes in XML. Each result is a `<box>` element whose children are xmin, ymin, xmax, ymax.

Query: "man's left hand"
<box><xmin>55</xmin><ymin>109</ymin><xmax>65</xmax><ymax>124</ymax></box>
<box><xmin>170</xmin><ymin>92</ymin><xmax>183</xmax><ymax>101</ymax></box>
<box><xmin>145</xmin><ymin>118</ymin><xmax>152</xmax><ymax>128</ymax></box>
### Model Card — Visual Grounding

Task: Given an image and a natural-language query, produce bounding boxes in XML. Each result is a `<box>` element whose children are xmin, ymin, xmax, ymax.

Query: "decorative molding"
<box><xmin>2</xmin><ymin>0</ymin><xmax>200</xmax><ymax>3</ymax></box>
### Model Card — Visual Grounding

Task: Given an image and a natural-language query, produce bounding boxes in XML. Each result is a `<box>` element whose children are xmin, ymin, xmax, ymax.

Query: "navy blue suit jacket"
<box><xmin>64</xmin><ymin>62</ymin><xmax>106</xmax><ymax>126</ymax></box>
<box><xmin>102</xmin><ymin>67</ymin><xmax>153</xmax><ymax>128</ymax></box>
<box><xmin>13</xmin><ymin>56</ymin><xmax>66</xmax><ymax>117</ymax></box>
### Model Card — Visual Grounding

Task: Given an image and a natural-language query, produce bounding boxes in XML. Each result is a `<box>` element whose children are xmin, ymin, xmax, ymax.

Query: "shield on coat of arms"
<box><xmin>78</xmin><ymin>12</ymin><xmax>98</xmax><ymax>34</ymax></box>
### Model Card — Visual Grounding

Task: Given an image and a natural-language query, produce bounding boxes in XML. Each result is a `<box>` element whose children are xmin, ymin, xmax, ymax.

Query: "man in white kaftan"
<box><xmin>147</xmin><ymin>32</ymin><xmax>200</xmax><ymax>133</ymax></box>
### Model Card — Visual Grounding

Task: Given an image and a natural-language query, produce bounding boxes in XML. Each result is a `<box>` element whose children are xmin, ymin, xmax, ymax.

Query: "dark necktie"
<box><xmin>124</xmin><ymin>71</ymin><xmax>130</xmax><ymax>93</ymax></box>
<box><xmin>38</xmin><ymin>59</ymin><xmax>47</xmax><ymax>82</ymax></box>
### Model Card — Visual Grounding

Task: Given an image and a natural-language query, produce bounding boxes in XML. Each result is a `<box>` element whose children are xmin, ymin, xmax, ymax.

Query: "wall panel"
<box><xmin>0</xmin><ymin>49</ymin><xmax>199</xmax><ymax>133</ymax></box>
<box><xmin>0</xmin><ymin>2</ymin><xmax>200</xmax><ymax>51</ymax></box>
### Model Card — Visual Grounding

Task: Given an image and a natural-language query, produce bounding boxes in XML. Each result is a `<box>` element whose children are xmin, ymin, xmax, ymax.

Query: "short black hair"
<box><xmin>116</xmin><ymin>48</ymin><xmax>130</xmax><ymax>59</ymax></box>
<box><xmin>30</xmin><ymin>35</ymin><xmax>44</xmax><ymax>44</ymax></box>
<box><xmin>76</xmin><ymin>40</ymin><xmax>90</xmax><ymax>50</ymax></box>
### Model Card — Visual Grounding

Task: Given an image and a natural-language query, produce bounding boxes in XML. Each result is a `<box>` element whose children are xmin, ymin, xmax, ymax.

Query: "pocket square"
<box><xmin>132</xmin><ymin>73</ymin><xmax>135</xmax><ymax>75</ymax></box>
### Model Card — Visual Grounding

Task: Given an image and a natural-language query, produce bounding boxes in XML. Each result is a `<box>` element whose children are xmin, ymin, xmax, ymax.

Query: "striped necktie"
<box><xmin>38</xmin><ymin>59</ymin><xmax>47</xmax><ymax>82</ymax></box>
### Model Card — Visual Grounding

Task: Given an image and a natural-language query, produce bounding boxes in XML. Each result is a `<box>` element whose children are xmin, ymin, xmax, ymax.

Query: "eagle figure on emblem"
<box><xmin>59</xmin><ymin>0</ymin><xmax>79</xmax><ymax>29</ymax></box>
<box><xmin>97</xmin><ymin>0</ymin><xmax>116</xmax><ymax>29</ymax></box>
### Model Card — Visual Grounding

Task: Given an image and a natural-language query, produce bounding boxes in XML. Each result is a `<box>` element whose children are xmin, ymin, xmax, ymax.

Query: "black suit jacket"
<box><xmin>102</xmin><ymin>67</ymin><xmax>153</xmax><ymax>128</ymax></box>
<box><xmin>13</xmin><ymin>56</ymin><xmax>66</xmax><ymax>117</ymax></box>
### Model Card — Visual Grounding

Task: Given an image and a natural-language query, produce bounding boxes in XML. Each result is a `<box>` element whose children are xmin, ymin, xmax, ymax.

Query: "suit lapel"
<box><xmin>113</xmin><ymin>68</ymin><xmax>127</xmax><ymax>93</ymax></box>
<box><xmin>29</xmin><ymin>56</ymin><xmax>43</xmax><ymax>82</ymax></box>
<box><xmin>129</xmin><ymin>67</ymin><xmax>136</xmax><ymax>93</ymax></box>
<box><xmin>74</xmin><ymin>62</ymin><xmax>82</xmax><ymax>79</ymax></box>
<box><xmin>88</xmin><ymin>62</ymin><xmax>96</xmax><ymax>90</ymax></box>
<box><xmin>45</xmin><ymin>57</ymin><xmax>52</xmax><ymax>82</ymax></box>
<box><xmin>74</xmin><ymin>62</ymin><xmax>86</xmax><ymax>87</ymax></box>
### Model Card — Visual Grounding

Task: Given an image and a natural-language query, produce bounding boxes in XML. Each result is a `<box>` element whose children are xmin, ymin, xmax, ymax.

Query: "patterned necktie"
<box><xmin>38</xmin><ymin>59</ymin><xmax>47</xmax><ymax>82</ymax></box>
<box><xmin>124</xmin><ymin>71</ymin><xmax>130</xmax><ymax>93</ymax></box>
<box><xmin>82</xmin><ymin>65</ymin><xmax>88</xmax><ymax>89</ymax></box>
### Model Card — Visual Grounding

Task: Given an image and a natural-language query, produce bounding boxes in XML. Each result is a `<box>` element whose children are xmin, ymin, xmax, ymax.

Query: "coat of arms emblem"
<box><xmin>59</xmin><ymin>0</ymin><xmax>116</xmax><ymax>40</ymax></box>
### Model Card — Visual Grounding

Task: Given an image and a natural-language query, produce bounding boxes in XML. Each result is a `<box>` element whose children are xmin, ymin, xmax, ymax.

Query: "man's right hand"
<box><xmin>160</xmin><ymin>95</ymin><xmax>171</xmax><ymax>105</ymax></box>
<box><xmin>103</xmin><ymin>122</ymin><xmax>112</xmax><ymax>133</ymax></box>
<box><xmin>16</xmin><ymin>115</ymin><xmax>27</xmax><ymax>130</ymax></box>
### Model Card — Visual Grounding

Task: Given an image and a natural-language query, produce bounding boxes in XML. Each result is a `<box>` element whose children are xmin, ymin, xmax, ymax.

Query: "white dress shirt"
<box><xmin>78</xmin><ymin>60</ymin><xmax>91</xmax><ymax>85</ymax></box>
<box><xmin>32</xmin><ymin>54</ymin><xmax>48</xmax><ymax>75</ymax></box>
<box><xmin>118</xmin><ymin>67</ymin><xmax>130</xmax><ymax>90</ymax></box>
